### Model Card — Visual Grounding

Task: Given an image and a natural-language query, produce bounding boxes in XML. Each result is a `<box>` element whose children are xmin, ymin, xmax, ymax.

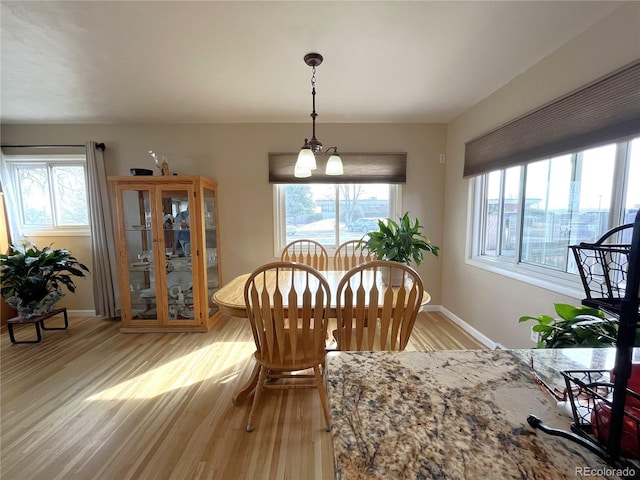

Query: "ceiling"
<box><xmin>0</xmin><ymin>1</ymin><xmax>622</xmax><ymax>125</ymax></box>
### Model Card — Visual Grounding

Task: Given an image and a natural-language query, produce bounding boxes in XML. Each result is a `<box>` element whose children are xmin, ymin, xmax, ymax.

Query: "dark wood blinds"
<box><xmin>464</xmin><ymin>60</ymin><xmax>640</xmax><ymax>178</ymax></box>
<box><xmin>268</xmin><ymin>153</ymin><xmax>407</xmax><ymax>184</ymax></box>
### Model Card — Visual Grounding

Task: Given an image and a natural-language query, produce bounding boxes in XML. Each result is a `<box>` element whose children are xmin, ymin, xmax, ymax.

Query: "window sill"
<box><xmin>466</xmin><ymin>256</ymin><xmax>585</xmax><ymax>300</ymax></box>
<box><xmin>22</xmin><ymin>228</ymin><xmax>91</xmax><ymax>237</ymax></box>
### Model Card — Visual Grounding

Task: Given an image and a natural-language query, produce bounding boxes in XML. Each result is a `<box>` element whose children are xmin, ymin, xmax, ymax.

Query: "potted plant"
<box><xmin>0</xmin><ymin>239</ymin><xmax>89</xmax><ymax>318</ymax></box>
<box><xmin>518</xmin><ymin>303</ymin><xmax>640</xmax><ymax>348</ymax></box>
<box><xmin>362</xmin><ymin>212</ymin><xmax>439</xmax><ymax>285</ymax></box>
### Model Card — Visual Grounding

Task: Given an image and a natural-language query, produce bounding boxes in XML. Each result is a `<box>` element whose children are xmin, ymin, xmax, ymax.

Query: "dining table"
<box><xmin>212</xmin><ymin>269</ymin><xmax>431</xmax><ymax>405</ymax></box>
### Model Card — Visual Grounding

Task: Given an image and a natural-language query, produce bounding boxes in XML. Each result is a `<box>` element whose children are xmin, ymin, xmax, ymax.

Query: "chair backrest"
<box><xmin>244</xmin><ymin>261</ymin><xmax>331</xmax><ymax>368</ymax></box>
<box><xmin>334</xmin><ymin>239</ymin><xmax>374</xmax><ymax>270</ymax></box>
<box><xmin>281</xmin><ymin>239</ymin><xmax>329</xmax><ymax>270</ymax></box>
<box><xmin>335</xmin><ymin>260</ymin><xmax>424</xmax><ymax>351</ymax></box>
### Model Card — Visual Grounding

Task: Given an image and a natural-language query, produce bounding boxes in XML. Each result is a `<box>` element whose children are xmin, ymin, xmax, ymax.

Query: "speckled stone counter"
<box><xmin>326</xmin><ymin>349</ymin><xmax>633</xmax><ymax>480</ymax></box>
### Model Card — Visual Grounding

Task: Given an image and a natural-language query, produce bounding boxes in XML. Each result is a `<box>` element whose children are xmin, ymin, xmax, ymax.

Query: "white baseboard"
<box><xmin>67</xmin><ymin>310</ymin><xmax>97</xmax><ymax>317</ymax></box>
<box><xmin>419</xmin><ymin>304</ymin><xmax>440</xmax><ymax>312</ymax></box>
<box><xmin>438</xmin><ymin>306</ymin><xmax>503</xmax><ymax>350</ymax></box>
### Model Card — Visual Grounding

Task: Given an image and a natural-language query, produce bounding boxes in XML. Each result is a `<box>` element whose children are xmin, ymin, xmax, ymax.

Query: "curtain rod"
<box><xmin>1</xmin><ymin>143</ymin><xmax>105</xmax><ymax>151</ymax></box>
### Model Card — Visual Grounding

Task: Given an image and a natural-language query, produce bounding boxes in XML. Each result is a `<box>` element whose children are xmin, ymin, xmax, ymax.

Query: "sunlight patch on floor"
<box><xmin>86</xmin><ymin>341</ymin><xmax>254</xmax><ymax>400</ymax></box>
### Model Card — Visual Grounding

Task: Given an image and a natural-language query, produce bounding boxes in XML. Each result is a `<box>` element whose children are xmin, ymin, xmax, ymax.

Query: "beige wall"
<box><xmin>443</xmin><ymin>3</ymin><xmax>640</xmax><ymax>348</ymax></box>
<box><xmin>2</xmin><ymin>123</ymin><xmax>447</xmax><ymax>312</ymax></box>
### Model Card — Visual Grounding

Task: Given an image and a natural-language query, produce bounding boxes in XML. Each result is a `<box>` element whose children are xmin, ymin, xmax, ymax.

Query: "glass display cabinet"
<box><xmin>108</xmin><ymin>175</ymin><xmax>221</xmax><ymax>332</ymax></box>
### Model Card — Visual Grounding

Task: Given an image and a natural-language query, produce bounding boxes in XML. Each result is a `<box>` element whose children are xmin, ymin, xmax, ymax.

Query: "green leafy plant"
<box><xmin>362</xmin><ymin>212</ymin><xmax>439</xmax><ymax>266</ymax></box>
<box><xmin>0</xmin><ymin>239</ymin><xmax>89</xmax><ymax>307</ymax></box>
<box><xmin>519</xmin><ymin>303</ymin><xmax>621</xmax><ymax>348</ymax></box>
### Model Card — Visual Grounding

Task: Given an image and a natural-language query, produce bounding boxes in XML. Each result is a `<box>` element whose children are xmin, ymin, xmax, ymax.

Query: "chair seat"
<box><xmin>254</xmin><ymin>329</ymin><xmax>326</xmax><ymax>370</ymax></box>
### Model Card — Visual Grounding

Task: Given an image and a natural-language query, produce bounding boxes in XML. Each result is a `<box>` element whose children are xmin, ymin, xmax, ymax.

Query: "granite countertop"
<box><xmin>326</xmin><ymin>349</ymin><xmax>637</xmax><ymax>480</ymax></box>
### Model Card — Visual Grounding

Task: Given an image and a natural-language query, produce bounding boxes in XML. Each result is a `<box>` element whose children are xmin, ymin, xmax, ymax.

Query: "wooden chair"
<box><xmin>243</xmin><ymin>261</ymin><xmax>332</xmax><ymax>432</ymax></box>
<box><xmin>334</xmin><ymin>260</ymin><xmax>424</xmax><ymax>351</ymax></box>
<box><xmin>280</xmin><ymin>239</ymin><xmax>329</xmax><ymax>270</ymax></box>
<box><xmin>333</xmin><ymin>239</ymin><xmax>374</xmax><ymax>270</ymax></box>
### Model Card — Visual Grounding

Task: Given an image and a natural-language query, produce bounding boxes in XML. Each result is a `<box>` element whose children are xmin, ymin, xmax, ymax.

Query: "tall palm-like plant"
<box><xmin>0</xmin><ymin>239</ymin><xmax>89</xmax><ymax>312</ymax></box>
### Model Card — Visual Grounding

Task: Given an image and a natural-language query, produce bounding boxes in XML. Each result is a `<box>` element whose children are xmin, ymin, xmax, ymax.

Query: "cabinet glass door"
<box><xmin>203</xmin><ymin>187</ymin><xmax>219</xmax><ymax>317</ymax></box>
<box><xmin>122</xmin><ymin>188</ymin><xmax>157</xmax><ymax>322</ymax></box>
<box><xmin>161</xmin><ymin>187</ymin><xmax>196</xmax><ymax>323</ymax></box>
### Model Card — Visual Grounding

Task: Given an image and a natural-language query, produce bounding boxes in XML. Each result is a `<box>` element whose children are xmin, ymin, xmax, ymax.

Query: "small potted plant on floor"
<box><xmin>0</xmin><ymin>239</ymin><xmax>89</xmax><ymax>318</ymax></box>
<box><xmin>363</xmin><ymin>212</ymin><xmax>439</xmax><ymax>285</ymax></box>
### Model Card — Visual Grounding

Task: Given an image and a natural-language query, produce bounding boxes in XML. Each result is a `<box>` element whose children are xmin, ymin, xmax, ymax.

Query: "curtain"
<box><xmin>0</xmin><ymin>151</ymin><xmax>22</xmax><ymax>242</ymax></box>
<box><xmin>85</xmin><ymin>141</ymin><xmax>120</xmax><ymax>318</ymax></box>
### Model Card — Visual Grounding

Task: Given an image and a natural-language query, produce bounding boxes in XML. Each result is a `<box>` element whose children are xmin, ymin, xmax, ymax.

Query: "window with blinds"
<box><xmin>464</xmin><ymin>60</ymin><xmax>640</xmax><ymax>178</ymax></box>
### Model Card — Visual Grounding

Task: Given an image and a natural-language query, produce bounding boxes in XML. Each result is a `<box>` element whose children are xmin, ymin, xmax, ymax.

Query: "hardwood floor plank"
<box><xmin>1</xmin><ymin>311</ymin><xmax>485</xmax><ymax>479</ymax></box>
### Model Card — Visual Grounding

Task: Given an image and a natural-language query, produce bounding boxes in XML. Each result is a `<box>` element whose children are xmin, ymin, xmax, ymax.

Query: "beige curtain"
<box><xmin>86</xmin><ymin>141</ymin><xmax>119</xmax><ymax>318</ymax></box>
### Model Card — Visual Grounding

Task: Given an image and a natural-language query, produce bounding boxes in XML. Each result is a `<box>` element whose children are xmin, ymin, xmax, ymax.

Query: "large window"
<box><xmin>274</xmin><ymin>183</ymin><xmax>400</xmax><ymax>254</ymax></box>
<box><xmin>473</xmin><ymin>136</ymin><xmax>639</xmax><ymax>283</ymax></box>
<box><xmin>3</xmin><ymin>155</ymin><xmax>89</xmax><ymax>234</ymax></box>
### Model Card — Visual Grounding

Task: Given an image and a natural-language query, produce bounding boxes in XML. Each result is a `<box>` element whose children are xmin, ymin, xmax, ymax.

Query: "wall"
<box><xmin>1</xmin><ymin>123</ymin><xmax>447</xmax><ymax>313</ymax></box>
<box><xmin>442</xmin><ymin>3</ymin><xmax>640</xmax><ymax>348</ymax></box>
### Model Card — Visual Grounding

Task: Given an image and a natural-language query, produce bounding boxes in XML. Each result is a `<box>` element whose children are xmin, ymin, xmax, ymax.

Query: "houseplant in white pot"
<box><xmin>0</xmin><ymin>239</ymin><xmax>89</xmax><ymax>318</ymax></box>
<box><xmin>362</xmin><ymin>212</ymin><xmax>439</xmax><ymax>285</ymax></box>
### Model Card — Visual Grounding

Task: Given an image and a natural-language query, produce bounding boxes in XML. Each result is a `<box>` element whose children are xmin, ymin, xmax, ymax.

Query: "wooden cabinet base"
<box><xmin>119</xmin><ymin>310</ymin><xmax>222</xmax><ymax>333</ymax></box>
<box><xmin>120</xmin><ymin>325</ymin><xmax>209</xmax><ymax>333</ymax></box>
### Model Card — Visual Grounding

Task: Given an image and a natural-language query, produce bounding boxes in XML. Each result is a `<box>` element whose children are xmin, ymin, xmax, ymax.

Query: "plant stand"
<box><xmin>7</xmin><ymin>307</ymin><xmax>68</xmax><ymax>344</ymax></box>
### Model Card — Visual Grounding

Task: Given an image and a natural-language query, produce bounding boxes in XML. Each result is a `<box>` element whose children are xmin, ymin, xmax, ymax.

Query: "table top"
<box><xmin>326</xmin><ymin>348</ymin><xmax>637</xmax><ymax>479</ymax></box>
<box><xmin>212</xmin><ymin>270</ymin><xmax>431</xmax><ymax>318</ymax></box>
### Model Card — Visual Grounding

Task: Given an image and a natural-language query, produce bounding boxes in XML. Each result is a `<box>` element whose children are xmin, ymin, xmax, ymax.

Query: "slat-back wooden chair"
<box><xmin>243</xmin><ymin>261</ymin><xmax>332</xmax><ymax>432</ymax></box>
<box><xmin>281</xmin><ymin>239</ymin><xmax>329</xmax><ymax>270</ymax></box>
<box><xmin>334</xmin><ymin>239</ymin><xmax>374</xmax><ymax>270</ymax></box>
<box><xmin>334</xmin><ymin>260</ymin><xmax>424</xmax><ymax>351</ymax></box>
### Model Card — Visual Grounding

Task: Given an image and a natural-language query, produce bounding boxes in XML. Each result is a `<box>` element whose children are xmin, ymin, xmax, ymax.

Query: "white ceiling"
<box><xmin>0</xmin><ymin>1</ymin><xmax>622</xmax><ymax>125</ymax></box>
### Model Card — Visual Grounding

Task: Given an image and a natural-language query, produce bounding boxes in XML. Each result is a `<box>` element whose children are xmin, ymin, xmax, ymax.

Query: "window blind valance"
<box><xmin>463</xmin><ymin>60</ymin><xmax>640</xmax><ymax>178</ymax></box>
<box><xmin>268</xmin><ymin>152</ymin><xmax>407</xmax><ymax>184</ymax></box>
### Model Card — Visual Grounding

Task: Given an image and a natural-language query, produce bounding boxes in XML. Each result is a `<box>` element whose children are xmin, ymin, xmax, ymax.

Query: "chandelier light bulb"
<box><xmin>294</xmin><ymin>162</ymin><xmax>312</xmax><ymax>178</ymax></box>
<box><xmin>296</xmin><ymin>145</ymin><xmax>317</xmax><ymax>170</ymax></box>
<box><xmin>325</xmin><ymin>154</ymin><xmax>344</xmax><ymax>175</ymax></box>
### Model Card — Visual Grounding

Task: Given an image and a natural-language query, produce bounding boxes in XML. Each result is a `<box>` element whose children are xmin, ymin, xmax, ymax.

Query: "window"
<box><xmin>3</xmin><ymin>155</ymin><xmax>89</xmax><ymax>234</ymax></box>
<box><xmin>274</xmin><ymin>183</ymin><xmax>400</xmax><ymax>254</ymax></box>
<box><xmin>472</xmin><ymin>136</ymin><xmax>639</xmax><ymax>287</ymax></box>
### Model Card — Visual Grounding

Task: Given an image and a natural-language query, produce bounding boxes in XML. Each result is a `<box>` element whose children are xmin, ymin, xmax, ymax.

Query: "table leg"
<box><xmin>232</xmin><ymin>362</ymin><xmax>260</xmax><ymax>406</ymax></box>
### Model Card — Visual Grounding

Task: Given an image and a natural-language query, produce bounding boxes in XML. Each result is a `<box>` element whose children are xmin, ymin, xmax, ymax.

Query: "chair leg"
<box><xmin>246</xmin><ymin>365</ymin><xmax>267</xmax><ymax>432</ymax></box>
<box><xmin>313</xmin><ymin>365</ymin><xmax>331</xmax><ymax>432</ymax></box>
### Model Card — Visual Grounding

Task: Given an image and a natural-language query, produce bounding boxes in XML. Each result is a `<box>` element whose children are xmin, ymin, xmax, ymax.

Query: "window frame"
<box><xmin>468</xmin><ymin>136</ymin><xmax>638</xmax><ymax>298</ymax></box>
<box><xmin>3</xmin><ymin>154</ymin><xmax>90</xmax><ymax>236</ymax></box>
<box><xmin>273</xmin><ymin>183</ymin><xmax>401</xmax><ymax>256</ymax></box>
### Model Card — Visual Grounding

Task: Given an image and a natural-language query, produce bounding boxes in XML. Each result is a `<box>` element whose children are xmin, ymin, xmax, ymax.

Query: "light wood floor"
<box><xmin>1</xmin><ymin>311</ymin><xmax>485</xmax><ymax>480</ymax></box>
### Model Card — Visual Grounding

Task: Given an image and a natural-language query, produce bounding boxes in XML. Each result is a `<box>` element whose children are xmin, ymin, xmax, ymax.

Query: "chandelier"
<box><xmin>294</xmin><ymin>53</ymin><xmax>343</xmax><ymax>178</ymax></box>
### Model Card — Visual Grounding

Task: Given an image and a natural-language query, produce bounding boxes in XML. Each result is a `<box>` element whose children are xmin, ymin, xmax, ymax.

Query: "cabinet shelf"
<box><xmin>109</xmin><ymin>175</ymin><xmax>222</xmax><ymax>333</ymax></box>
